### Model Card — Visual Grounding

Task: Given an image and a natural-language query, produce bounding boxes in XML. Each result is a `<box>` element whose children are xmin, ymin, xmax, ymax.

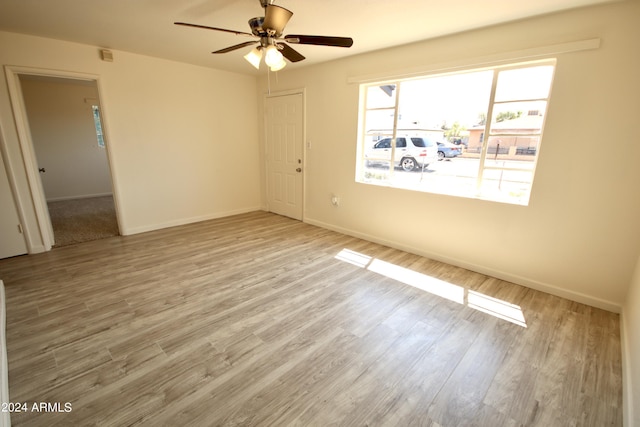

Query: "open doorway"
<box><xmin>19</xmin><ymin>75</ymin><xmax>119</xmax><ymax>247</ymax></box>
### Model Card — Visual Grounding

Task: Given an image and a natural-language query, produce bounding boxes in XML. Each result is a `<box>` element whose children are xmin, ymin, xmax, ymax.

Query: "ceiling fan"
<box><xmin>175</xmin><ymin>0</ymin><xmax>354</xmax><ymax>71</ymax></box>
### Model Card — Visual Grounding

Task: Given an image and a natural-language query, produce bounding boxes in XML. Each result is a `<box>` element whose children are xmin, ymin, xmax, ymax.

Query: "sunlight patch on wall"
<box><xmin>335</xmin><ymin>248</ymin><xmax>527</xmax><ymax>327</ymax></box>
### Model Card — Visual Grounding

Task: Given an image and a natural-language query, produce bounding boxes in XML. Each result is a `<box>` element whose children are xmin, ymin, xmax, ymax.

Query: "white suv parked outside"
<box><xmin>365</xmin><ymin>136</ymin><xmax>439</xmax><ymax>171</ymax></box>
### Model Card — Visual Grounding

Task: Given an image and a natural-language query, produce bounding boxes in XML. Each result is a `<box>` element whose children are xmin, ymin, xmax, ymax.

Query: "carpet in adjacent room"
<box><xmin>47</xmin><ymin>195</ymin><xmax>119</xmax><ymax>247</ymax></box>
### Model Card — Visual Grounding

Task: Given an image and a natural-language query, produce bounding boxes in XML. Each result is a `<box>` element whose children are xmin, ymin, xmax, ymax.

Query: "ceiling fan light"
<box><xmin>263</xmin><ymin>5</ymin><xmax>293</xmax><ymax>37</ymax></box>
<box><xmin>244</xmin><ymin>47</ymin><xmax>262</xmax><ymax>69</ymax></box>
<box><xmin>270</xmin><ymin>57</ymin><xmax>287</xmax><ymax>72</ymax></box>
<box><xmin>264</xmin><ymin>45</ymin><xmax>283</xmax><ymax>68</ymax></box>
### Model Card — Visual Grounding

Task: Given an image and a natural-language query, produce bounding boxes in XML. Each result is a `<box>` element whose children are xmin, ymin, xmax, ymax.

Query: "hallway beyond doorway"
<box><xmin>48</xmin><ymin>195</ymin><xmax>118</xmax><ymax>247</ymax></box>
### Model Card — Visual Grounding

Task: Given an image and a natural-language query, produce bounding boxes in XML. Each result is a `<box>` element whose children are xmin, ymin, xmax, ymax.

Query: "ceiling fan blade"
<box><xmin>263</xmin><ymin>5</ymin><xmax>293</xmax><ymax>37</ymax></box>
<box><xmin>212</xmin><ymin>41</ymin><xmax>258</xmax><ymax>54</ymax></box>
<box><xmin>284</xmin><ymin>35</ymin><xmax>353</xmax><ymax>48</ymax></box>
<box><xmin>174</xmin><ymin>22</ymin><xmax>253</xmax><ymax>37</ymax></box>
<box><xmin>278</xmin><ymin>43</ymin><xmax>305</xmax><ymax>63</ymax></box>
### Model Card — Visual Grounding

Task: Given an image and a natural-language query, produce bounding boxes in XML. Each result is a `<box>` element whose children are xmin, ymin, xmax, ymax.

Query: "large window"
<box><xmin>356</xmin><ymin>60</ymin><xmax>555</xmax><ymax>205</ymax></box>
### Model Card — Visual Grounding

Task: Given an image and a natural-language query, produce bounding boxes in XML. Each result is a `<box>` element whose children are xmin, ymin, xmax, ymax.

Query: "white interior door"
<box><xmin>265</xmin><ymin>93</ymin><xmax>304</xmax><ymax>220</ymax></box>
<box><xmin>0</xmin><ymin>151</ymin><xmax>27</xmax><ymax>259</ymax></box>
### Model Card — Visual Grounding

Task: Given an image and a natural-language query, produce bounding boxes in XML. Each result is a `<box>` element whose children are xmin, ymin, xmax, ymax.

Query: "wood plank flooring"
<box><xmin>0</xmin><ymin>211</ymin><xmax>622</xmax><ymax>426</ymax></box>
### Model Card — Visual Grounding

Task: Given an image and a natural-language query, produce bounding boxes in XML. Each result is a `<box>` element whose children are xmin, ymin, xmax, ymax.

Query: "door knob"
<box><xmin>296</xmin><ymin>168</ymin><xmax>302</xmax><ymax>172</ymax></box>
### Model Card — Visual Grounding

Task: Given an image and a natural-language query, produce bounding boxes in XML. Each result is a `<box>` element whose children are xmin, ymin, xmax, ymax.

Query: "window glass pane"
<box><xmin>422</xmin><ymin>157</ymin><xmax>481</xmax><ymax>199</ymax></box>
<box><xmin>366</xmin><ymin>84</ymin><xmax>397</xmax><ymax>109</ymax></box>
<box><xmin>364</xmin><ymin>138</ymin><xmax>392</xmax><ymax>162</ymax></box>
<box><xmin>483</xmin><ymin>135</ymin><xmax>540</xmax><ymax>164</ymax></box>
<box><xmin>362</xmin><ymin>160</ymin><xmax>392</xmax><ymax>184</ymax></box>
<box><xmin>386</xmin><ymin>70</ymin><xmax>493</xmax><ymax>195</ymax></box>
<box><xmin>480</xmin><ymin>169</ymin><xmax>534</xmax><ymax>204</ymax></box>
<box><xmin>364</xmin><ymin>109</ymin><xmax>396</xmax><ymax>137</ymax></box>
<box><xmin>480</xmin><ymin>135</ymin><xmax>538</xmax><ymax>205</ymax></box>
<box><xmin>398</xmin><ymin>70</ymin><xmax>492</xmax><ymax>133</ymax></box>
<box><xmin>486</xmin><ymin>135</ymin><xmax>541</xmax><ymax>161</ymax></box>
<box><xmin>490</xmin><ymin>101</ymin><xmax>547</xmax><ymax>135</ymax></box>
<box><xmin>91</xmin><ymin>105</ymin><xmax>105</xmax><ymax>148</ymax></box>
<box><xmin>494</xmin><ymin>65</ymin><xmax>554</xmax><ymax>102</ymax></box>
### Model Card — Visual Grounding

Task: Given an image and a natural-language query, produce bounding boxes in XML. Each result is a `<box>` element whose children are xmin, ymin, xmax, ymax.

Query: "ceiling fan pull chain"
<box><xmin>267</xmin><ymin>67</ymin><xmax>271</xmax><ymax>95</ymax></box>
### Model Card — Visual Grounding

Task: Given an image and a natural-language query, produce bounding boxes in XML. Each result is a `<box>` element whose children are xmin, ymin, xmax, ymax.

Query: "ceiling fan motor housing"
<box><xmin>248</xmin><ymin>17</ymin><xmax>265</xmax><ymax>36</ymax></box>
<box><xmin>259</xmin><ymin>0</ymin><xmax>276</xmax><ymax>8</ymax></box>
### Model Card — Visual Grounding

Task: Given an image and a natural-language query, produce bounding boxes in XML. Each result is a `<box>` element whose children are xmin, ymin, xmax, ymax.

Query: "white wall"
<box><xmin>20</xmin><ymin>77</ymin><xmax>113</xmax><ymax>201</ymax></box>
<box><xmin>0</xmin><ymin>31</ymin><xmax>262</xmax><ymax>248</ymax></box>
<box><xmin>257</xmin><ymin>1</ymin><xmax>640</xmax><ymax>312</ymax></box>
<box><xmin>623</xmin><ymin>255</ymin><xmax>640</xmax><ymax>427</ymax></box>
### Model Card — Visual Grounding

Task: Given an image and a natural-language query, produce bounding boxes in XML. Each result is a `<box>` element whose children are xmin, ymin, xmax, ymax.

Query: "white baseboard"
<box><xmin>304</xmin><ymin>217</ymin><xmax>622</xmax><ymax>313</ymax></box>
<box><xmin>45</xmin><ymin>192</ymin><xmax>113</xmax><ymax>202</ymax></box>
<box><xmin>27</xmin><ymin>244</ymin><xmax>47</xmax><ymax>255</ymax></box>
<box><xmin>0</xmin><ymin>281</ymin><xmax>10</xmax><ymax>427</ymax></box>
<box><xmin>121</xmin><ymin>206</ymin><xmax>263</xmax><ymax>236</ymax></box>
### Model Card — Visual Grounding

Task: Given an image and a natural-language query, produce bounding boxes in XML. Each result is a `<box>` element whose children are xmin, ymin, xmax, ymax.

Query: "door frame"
<box><xmin>0</xmin><ymin>135</ymin><xmax>28</xmax><ymax>257</ymax></box>
<box><xmin>4</xmin><ymin>65</ymin><xmax>121</xmax><ymax>253</ymax></box>
<box><xmin>263</xmin><ymin>88</ymin><xmax>306</xmax><ymax>221</ymax></box>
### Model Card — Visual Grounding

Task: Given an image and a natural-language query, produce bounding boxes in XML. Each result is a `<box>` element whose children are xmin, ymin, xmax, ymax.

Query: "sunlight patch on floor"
<box><xmin>335</xmin><ymin>248</ymin><xmax>527</xmax><ymax>327</ymax></box>
<box><xmin>368</xmin><ymin>258</ymin><xmax>465</xmax><ymax>304</ymax></box>
<box><xmin>335</xmin><ymin>248</ymin><xmax>373</xmax><ymax>268</ymax></box>
<box><xmin>467</xmin><ymin>290</ymin><xmax>527</xmax><ymax>327</ymax></box>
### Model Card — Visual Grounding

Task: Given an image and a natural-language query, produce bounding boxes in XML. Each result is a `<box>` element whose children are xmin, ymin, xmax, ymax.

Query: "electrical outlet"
<box><xmin>331</xmin><ymin>195</ymin><xmax>340</xmax><ymax>206</ymax></box>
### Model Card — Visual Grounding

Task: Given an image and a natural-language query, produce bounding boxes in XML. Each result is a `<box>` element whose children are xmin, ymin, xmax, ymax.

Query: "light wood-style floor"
<box><xmin>0</xmin><ymin>211</ymin><xmax>622</xmax><ymax>426</ymax></box>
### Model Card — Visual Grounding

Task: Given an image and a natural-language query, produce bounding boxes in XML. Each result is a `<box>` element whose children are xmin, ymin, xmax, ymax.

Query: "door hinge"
<box><xmin>17</xmin><ymin>224</ymin><xmax>23</xmax><ymax>234</ymax></box>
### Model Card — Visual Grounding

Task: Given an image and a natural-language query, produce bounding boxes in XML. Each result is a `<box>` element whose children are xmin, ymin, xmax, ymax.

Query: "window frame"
<box><xmin>356</xmin><ymin>58</ymin><xmax>556</xmax><ymax>205</ymax></box>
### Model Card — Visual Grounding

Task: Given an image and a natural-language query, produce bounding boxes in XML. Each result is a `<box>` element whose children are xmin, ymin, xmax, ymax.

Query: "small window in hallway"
<box><xmin>91</xmin><ymin>105</ymin><xmax>105</xmax><ymax>148</ymax></box>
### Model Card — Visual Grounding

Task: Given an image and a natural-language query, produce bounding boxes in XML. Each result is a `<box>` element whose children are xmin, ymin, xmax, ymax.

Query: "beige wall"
<box><xmin>257</xmin><ymin>1</ymin><xmax>640</xmax><ymax>311</ymax></box>
<box><xmin>0</xmin><ymin>31</ymin><xmax>262</xmax><ymax>249</ymax></box>
<box><xmin>20</xmin><ymin>77</ymin><xmax>113</xmax><ymax>201</ymax></box>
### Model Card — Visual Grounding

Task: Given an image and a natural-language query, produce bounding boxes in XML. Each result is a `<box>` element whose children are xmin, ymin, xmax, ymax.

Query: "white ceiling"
<box><xmin>0</xmin><ymin>0</ymin><xmax>618</xmax><ymax>76</ymax></box>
